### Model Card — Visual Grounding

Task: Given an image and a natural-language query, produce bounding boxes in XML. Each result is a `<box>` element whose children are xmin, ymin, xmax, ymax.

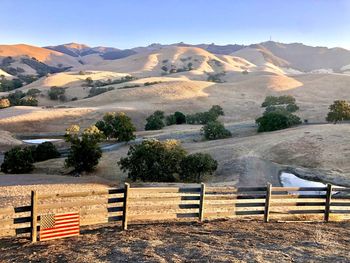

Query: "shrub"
<box><xmin>166</xmin><ymin>114</ymin><xmax>177</xmax><ymax>126</ymax></box>
<box><xmin>26</xmin><ymin>88</ymin><xmax>41</xmax><ymax>97</ymax></box>
<box><xmin>85</xmin><ymin>77</ymin><xmax>93</xmax><ymax>86</ymax></box>
<box><xmin>0</xmin><ymin>98</ymin><xmax>10</xmax><ymax>109</ymax></box>
<box><xmin>48</xmin><ymin>87</ymin><xmax>65</xmax><ymax>100</ymax></box>
<box><xmin>144</xmin><ymin>81</ymin><xmax>162</xmax><ymax>86</ymax></box>
<box><xmin>179</xmin><ymin>153</ymin><xmax>218</xmax><ymax>182</ymax></box>
<box><xmin>95</xmin><ymin>112</ymin><xmax>136</xmax><ymax>141</ymax></box>
<box><xmin>34</xmin><ymin>142</ymin><xmax>60</xmax><ymax>162</ymax></box>
<box><xmin>21</xmin><ymin>96</ymin><xmax>38</xmax><ymax>106</ymax></box>
<box><xmin>209</xmin><ymin>105</ymin><xmax>224</xmax><ymax>117</ymax></box>
<box><xmin>118</xmin><ymin>139</ymin><xmax>187</xmax><ymax>182</ymax></box>
<box><xmin>71</xmin><ymin>97</ymin><xmax>78</xmax><ymax>101</ymax></box>
<box><xmin>88</xmin><ymin>86</ymin><xmax>115</xmax><ymax>97</ymax></box>
<box><xmin>256</xmin><ymin>111</ymin><xmax>301</xmax><ymax>132</ymax></box>
<box><xmin>285</xmin><ymin>103</ymin><xmax>299</xmax><ymax>112</ymax></box>
<box><xmin>207</xmin><ymin>72</ymin><xmax>225</xmax><ymax>83</ymax></box>
<box><xmin>145</xmin><ymin>110</ymin><xmax>165</xmax><ymax>130</ymax></box>
<box><xmin>1</xmin><ymin>147</ymin><xmax>34</xmax><ymax>173</ymax></box>
<box><xmin>64</xmin><ymin>125</ymin><xmax>104</xmax><ymax>173</ymax></box>
<box><xmin>201</xmin><ymin>121</ymin><xmax>232</xmax><ymax>140</ymax></box>
<box><xmin>326</xmin><ymin>100</ymin><xmax>350</xmax><ymax>123</ymax></box>
<box><xmin>174</xmin><ymin>111</ymin><xmax>186</xmax><ymax>124</ymax></box>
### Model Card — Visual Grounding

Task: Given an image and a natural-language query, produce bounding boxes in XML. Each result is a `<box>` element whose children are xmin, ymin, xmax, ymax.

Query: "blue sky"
<box><xmin>2</xmin><ymin>0</ymin><xmax>350</xmax><ymax>49</ymax></box>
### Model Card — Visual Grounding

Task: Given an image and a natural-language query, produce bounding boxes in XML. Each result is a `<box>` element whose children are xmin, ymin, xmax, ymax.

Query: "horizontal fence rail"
<box><xmin>1</xmin><ymin>183</ymin><xmax>350</xmax><ymax>242</ymax></box>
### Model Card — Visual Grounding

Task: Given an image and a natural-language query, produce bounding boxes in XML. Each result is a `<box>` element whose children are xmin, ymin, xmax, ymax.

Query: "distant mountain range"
<box><xmin>1</xmin><ymin>41</ymin><xmax>350</xmax><ymax>79</ymax></box>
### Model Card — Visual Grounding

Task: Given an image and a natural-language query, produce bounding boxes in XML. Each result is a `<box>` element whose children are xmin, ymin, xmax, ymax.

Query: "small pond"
<box><xmin>280</xmin><ymin>172</ymin><xmax>328</xmax><ymax>194</ymax></box>
<box><xmin>22</xmin><ymin>138</ymin><xmax>63</xmax><ymax>144</ymax></box>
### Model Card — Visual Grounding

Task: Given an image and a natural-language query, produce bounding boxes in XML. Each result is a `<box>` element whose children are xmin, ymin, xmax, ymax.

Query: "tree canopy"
<box><xmin>96</xmin><ymin>112</ymin><xmax>136</xmax><ymax>141</ymax></box>
<box><xmin>326</xmin><ymin>100</ymin><xmax>350</xmax><ymax>123</ymax></box>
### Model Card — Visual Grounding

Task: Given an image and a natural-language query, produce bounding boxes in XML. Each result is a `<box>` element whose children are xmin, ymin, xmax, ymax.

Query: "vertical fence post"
<box><xmin>199</xmin><ymin>183</ymin><xmax>206</xmax><ymax>222</ymax></box>
<box><xmin>122</xmin><ymin>183</ymin><xmax>130</xmax><ymax>230</ymax></box>
<box><xmin>30</xmin><ymin>190</ymin><xmax>38</xmax><ymax>243</ymax></box>
<box><xmin>324</xmin><ymin>184</ymin><xmax>333</xmax><ymax>222</ymax></box>
<box><xmin>264</xmin><ymin>183</ymin><xmax>272</xmax><ymax>223</ymax></box>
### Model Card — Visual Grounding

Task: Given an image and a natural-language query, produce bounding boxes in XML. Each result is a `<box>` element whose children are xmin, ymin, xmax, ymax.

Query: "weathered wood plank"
<box><xmin>129</xmin><ymin>187</ymin><xmax>201</xmax><ymax>194</ymax></box>
<box><xmin>122</xmin><ymin>183</ymin><xmax>129</xmax><ymax>230</ymax></box>
<box><xmin>272</xmin><ymin>187</ymin><xmax>327</xmax><ymax>192</ymax></box>
<box><xmin>38</xmin><ymin>188</ymin><xmax>124</xmax><ymax>199</ymax></box>
<box><xmin>271</xmin><ymin>194</ymin><xmax>326</xmax><ymax>199</ymax></box>
<box><xmin>31</xmin><ymin>191</ymin><xmax>38</xmax><ymax>243</ymax></box>
<box><xmin>324</xmin><ymin>184</ymin><xmax>333</xmax><ymax>222</ymax></box>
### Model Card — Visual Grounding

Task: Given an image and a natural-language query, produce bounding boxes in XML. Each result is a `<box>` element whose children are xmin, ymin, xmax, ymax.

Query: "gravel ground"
<box><xmin>1</xmin><ymin>219</ymin><xmax>349</xmax><ymax>262</ymax></box>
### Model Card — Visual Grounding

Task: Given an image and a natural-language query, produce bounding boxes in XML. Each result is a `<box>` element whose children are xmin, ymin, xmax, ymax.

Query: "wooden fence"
<box><xmin>1</xmin><ymin>183</ymin><xmax>350</xmax><ymax>242</ymax></box>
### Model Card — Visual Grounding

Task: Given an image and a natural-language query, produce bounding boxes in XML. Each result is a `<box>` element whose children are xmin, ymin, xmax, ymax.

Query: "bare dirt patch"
<box><xmin>0</xmin><ymin>220</ymin><xmax>349</xmax><ymax>262</ymax></box>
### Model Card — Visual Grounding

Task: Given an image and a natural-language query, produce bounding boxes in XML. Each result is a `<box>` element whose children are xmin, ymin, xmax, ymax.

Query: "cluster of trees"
<box><xmin>1</xmin><ymin>142</ymin><xmax>60</xmax><ymax>174</ymax></box>
<box><xmin>256</xmin><ymin>95</ymin><xmax>301</xmax><ymax>132</ymax></box>
<box><xmin>1</xmin><ymin>90</ymin><xmax>39</xmax><ymax>108</ymax></box>
<box><xmin>83</xmin><ymin>75</ymin><xmax>135</xmax><ymax>87</ymax></box>
<box><xmin>118</xmin><ymin>139</ymin><xmax>217</xmax><ymax>182</ymax></box>
<box><xmin>207</xmin><ymin>72</ymin><xmax>226</xmax><ymax>83</ymax></box>
<box><xmin>144</xmin><ymin>105</ymin><xmax>231</xmax><ymax>140</ymax></box>
<box><xmin>88</xmin><ymin>86</ymin><xmax>114</xmax><ymax>98</ymax></box>
<box><xmin>48</xmin><ymin>87</ymin><xmax>66</xmax><ymax>101</ymax></box>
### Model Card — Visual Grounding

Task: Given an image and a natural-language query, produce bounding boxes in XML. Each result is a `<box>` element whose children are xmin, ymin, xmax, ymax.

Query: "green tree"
<box><xmin>145</xmin><ymin>110</ymin><xmax>165</xmax><ymax>130</ymax></box>
<box><xmin>118</xmin><ymin>139</ymin><xmax>187</xmax><ymax>182</ymax></box>
<box><xmin>48</xmin><ymin>87</ymin><xmax>65</xmax><ymax>100</ymax></box>
<box><xmin>34</xmin><ymin>142</ymin><xmax>60</xmax><ymax>162</ymax></box>
<box><xmin>174</xmin><ymin>111</ymin><xmax>186</xmax><ymax>124</ymax></box>
<box><xmin>96</xmin><ymin>112</ymin><xmax>136</xmax><ymax>141</ymax></box>
<box><xmin>1</xmin><ymin>147</ymin><xmax>34</xmax><ymax>173</ymax></box>
<box><xmin>326</xmin><ymin>100</ymin><xmax>350</xmax><ymax>123</ymax></box>
<box><xmin>179</xmin><ymin>153</ymin><xmax>218</xmax><ymax>182</ymax></box>
<box><xmin>256</xmin><ymin>111</ymin><xmax>301</xmax><ymax>132</ymax></box>
<box><xmin>201</xmin><ymin>121</ymin><xmax>232</xmax><ymax>140</ymax></box>
<box><xmin>209</xmin><ymin>105</ymin><xmax>224</xmax><ymax>117</ymax></box>
<box><xmin>166</xmin><ymin>114</ymin><xmax>177</xmax><ymax>126</ymax></box>
<box><xmin>26</xmin><ymin>88</ymin><xmax>41</xmax><ymax>97</ymax></box>
<box><xmin>64</xmin><ymin>125</ymin><xmax>104</xmax><ymax>173</ymax></box>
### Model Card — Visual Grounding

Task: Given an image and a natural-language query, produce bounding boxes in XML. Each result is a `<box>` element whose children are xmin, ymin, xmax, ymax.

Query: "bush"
<box><xmin>145</xmin><ymin>110</ymin><xmax>165</xmax><ymax>130</ymax></box>
<box><xmin>88</xmin><ymin>86</ymin><xmax>114</xmax><ymax>97</ymax></box>
<box><xmin>201</xmin><ymin>121</ymin><xmax>232</xmax><ymax>140</ymax></box>
<box><xmin>256</xmin><ymin>111</ymin><xmax>301</xmax><ymax>132</ymax></box>
<box><xmin>144</xmin><ymin>81</ymin><xmax>162</xmax><ymax>86</ymax></box>
<box><xmin>34</xmin><ymin>142</ymin><xmax>60</xmax><ymax>162</ymax></box>
<box><xmin>179</xmin><ymin>153</ymin><xmax>218</xmax><ymax>182</ymax></box>
<box><xmin>118</xmin><ymin>139</ymin><xmax>187</xmax><ymax>182</ymax></box>
<box><xmin>1</xmin><ymin>147</ymin><xmax>34</xmax><ymax>173</ymax></box>
<box><xmin>286</xmin><ymin>103</ymin><xmax>299</xmax><ymax>113</ymax></box>
<box><xmin>209</xmin><ymin>105</ymin><xmax>224</xmax><ymax>117</ymax></box>
<box><xmin>174</xmin><ymin>111</ymin><xmax>186</xmax><ymax>124</ymax></box>
<box><xmin>95</xmin><ymin>112</ymin><xmax>136</xmax><ymax>141</ymax></box>
<box><xmin>64</xmin><ymin>125</ymin><xmax>104</xmax><ymax>173</ymax></box>
<box><xmin>166</xmin><ymin>111</ymin><xmax>187</xmax><ymax>126</ymax></box>
<box><xmin>0</xmin><ymin>98</ymin><xmax>10</xmax><ymax>109</ymax></box>
<box><xmin>48</xmin><ymin>87</ymin><xmax>65</xmax><ymax>100</ymax></box>
<box><xmin>326</xmin><ymin>100</ymin><xmax>350</xmax><ymax>123</ymax></box>
<box><xmin>166</xmin><ymin>114</ymin><xmax>177</xmax><ymax>126</ymax></box>
<box><xmin>186</xmin><ymin>105</ymin><xmax>225</xmax><ymax>125</ymax></box>
<box><xmin>20</xmin><ymin>96</ymin><xmax>38</xmax><ymax>106</ymax></box>
<box><xmin>26</xmin><ymin>88</ymin><xmax>41</xmax><ymax>97</ymax></box>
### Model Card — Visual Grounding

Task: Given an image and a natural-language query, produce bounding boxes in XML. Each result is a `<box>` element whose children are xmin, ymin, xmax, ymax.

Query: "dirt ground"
<box><xmin>0</xmin><ymin>219</ymin><xmax>349</xmax><ymax>262</ymax></box>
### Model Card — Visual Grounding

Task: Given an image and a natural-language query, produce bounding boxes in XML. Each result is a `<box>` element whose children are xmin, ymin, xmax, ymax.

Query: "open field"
<box><xmin>1</xmin><ymin>219</ymin><xmax>349</xmax><ymax>262</ymax></box>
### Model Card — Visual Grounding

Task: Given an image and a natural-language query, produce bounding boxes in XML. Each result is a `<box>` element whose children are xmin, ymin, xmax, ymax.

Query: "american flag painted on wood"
<box><xmin>39</xmin><ymin>212</ymin><xmax>80</xmax><ymax>241</ymax></box>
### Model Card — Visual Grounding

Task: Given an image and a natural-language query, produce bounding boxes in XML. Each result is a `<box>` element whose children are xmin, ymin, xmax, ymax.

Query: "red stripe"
<box><xmin>54</xmin><ymin>213</ymin><xmax>79</xmax><ymax>218</ymax></box>
<box><xmin>41</xmin><ymin>223</ymin><xmax>79</xmax><ymax>231</ymax></box>
<box><xmin>41</xmin><ymin>227</ymin><xmax>80</xmax><ymax>236</ymax></box>
<box><xmin>40</xmin><ymin>230</ymin><xmax>79</xmax><ymax>240</ymax></box>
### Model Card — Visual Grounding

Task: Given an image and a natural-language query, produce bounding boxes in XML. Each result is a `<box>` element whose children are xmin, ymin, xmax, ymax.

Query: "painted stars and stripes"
<box><xmin>39</xmin><ymin>212</ymin><xmax>80</xmax><ymax>241</ymax></box>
